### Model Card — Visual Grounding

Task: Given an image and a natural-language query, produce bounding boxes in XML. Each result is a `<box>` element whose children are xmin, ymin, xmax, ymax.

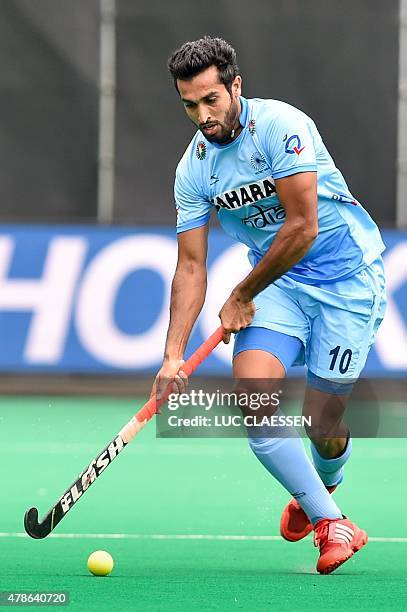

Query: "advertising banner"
<box><xmin>0</xmin><ymin>226</ymin><xmax>404</xmax><ymax>376</ymax></box>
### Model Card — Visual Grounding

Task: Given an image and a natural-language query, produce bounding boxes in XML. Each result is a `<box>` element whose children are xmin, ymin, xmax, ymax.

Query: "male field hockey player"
<box><xmin>152</xmin><ymin>36</ymin><xmax>386</xmax><ymax>574</ymax></box>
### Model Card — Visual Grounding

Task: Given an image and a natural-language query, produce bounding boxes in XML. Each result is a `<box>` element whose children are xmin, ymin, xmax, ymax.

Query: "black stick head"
<box><xmin>24</xmin><ymin>507</ymin><xmax>48</xmax><ymax>539</ymax></box>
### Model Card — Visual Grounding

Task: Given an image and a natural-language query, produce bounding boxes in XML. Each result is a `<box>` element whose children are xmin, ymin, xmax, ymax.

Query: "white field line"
<box><xmin>0</xmin><ymin>532</ymin><xmax>406</xmax><ymax>543</ymax></box>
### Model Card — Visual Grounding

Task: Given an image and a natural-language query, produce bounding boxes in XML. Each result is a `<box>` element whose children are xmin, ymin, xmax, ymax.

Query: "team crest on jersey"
<box><xmin>196</xmin><ymin>141</ymin><xmax>207</xmax><ymax>160</ymax></box>
<box><xmin>250</xmin><ymin>151</ymin><xmax>268</xmax><ymax>173</ymax></box>
<box><xmin>248</xmin><ymin>119</ymin><xmax>256</xmax><ymax>135</ymax></box>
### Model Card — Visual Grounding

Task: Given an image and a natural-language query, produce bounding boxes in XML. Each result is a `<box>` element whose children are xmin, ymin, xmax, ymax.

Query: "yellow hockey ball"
<box><xmin>87</xmin><ymin>550</ymin><xmax>114</xmax><ymax>576</ymax></box>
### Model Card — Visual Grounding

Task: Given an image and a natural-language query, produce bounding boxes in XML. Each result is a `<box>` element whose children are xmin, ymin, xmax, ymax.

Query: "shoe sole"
<box><xmin>317</xmin><ymin>530</ymin><xmax>368</xmax><ymax>575</ymax></box>
<box><xmin>280</xmin><ymin>505</ymin><xmax>313</xmax><ymax>542</ymax></box>
<box><xmin>280</xmin><ymin>525</ymin><xmax>313</xmax><ymax>542</ymax></box>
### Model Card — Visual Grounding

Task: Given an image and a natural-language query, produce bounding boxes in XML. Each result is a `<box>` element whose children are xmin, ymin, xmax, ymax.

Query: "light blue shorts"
<box><xmin>233</xmin><ymin>257</ymin><xmax>386</xmax><ymax>381</ymax></box>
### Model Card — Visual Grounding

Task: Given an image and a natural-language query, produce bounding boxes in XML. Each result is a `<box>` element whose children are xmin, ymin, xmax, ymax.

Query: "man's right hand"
<box><xmin>150</xmin><ymin>358</ymin><xmax>189</xmax><ymax>402</ymax></box>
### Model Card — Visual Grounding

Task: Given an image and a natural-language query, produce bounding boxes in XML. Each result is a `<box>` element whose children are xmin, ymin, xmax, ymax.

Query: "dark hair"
<box><xmin>167</xmin><ymin>36</ymin><xmax>240</xmax><ymax>93</ymax></box>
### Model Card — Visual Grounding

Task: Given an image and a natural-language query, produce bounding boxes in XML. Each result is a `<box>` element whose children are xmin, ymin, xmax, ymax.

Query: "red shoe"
<box><xmin>314</xmin><ymin>517</ymin><xmax>368</xmax><ymax>574</ymax></box>
<box><xmin>280</xmin><ymin>486</ymin><xmax>337</xmax><ymax>542</ymax></box>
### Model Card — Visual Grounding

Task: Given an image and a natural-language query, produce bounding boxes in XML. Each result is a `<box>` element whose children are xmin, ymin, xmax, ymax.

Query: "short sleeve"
<box><xmin>265</xmin><ymin>111</ymin><xmax>317</xmax><ymax>180</ymax></box>
<box><xmin>174</xmin><ymin>166</ymin><xmax>212</xmax><ymax>233</ymax></box>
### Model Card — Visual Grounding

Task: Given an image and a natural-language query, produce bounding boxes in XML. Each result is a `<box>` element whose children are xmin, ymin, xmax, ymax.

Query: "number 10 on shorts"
<box><xmin>329</xmin><ymin>346</ymin><xmax>353</xmax><ymax>374</ymax></box>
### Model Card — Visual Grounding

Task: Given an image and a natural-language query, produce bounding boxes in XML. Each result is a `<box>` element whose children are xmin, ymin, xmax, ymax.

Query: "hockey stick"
<box><xmin>24</xmin><ymin>326</ymin><xmax>224</xmax><ymax>539</ymax></box>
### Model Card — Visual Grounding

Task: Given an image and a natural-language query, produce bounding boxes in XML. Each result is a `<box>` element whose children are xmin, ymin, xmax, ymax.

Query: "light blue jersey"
<box><xmin>175</xmin><ymin>96</ymin><xmax>385</xmax><ymax>284</ymax></box>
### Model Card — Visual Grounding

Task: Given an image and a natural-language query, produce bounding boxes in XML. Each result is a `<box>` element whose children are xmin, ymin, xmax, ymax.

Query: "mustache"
<box><xmin>200</xmin><ymin>121</ymin><xmax>220</xmax><ymax>129</ymax></box>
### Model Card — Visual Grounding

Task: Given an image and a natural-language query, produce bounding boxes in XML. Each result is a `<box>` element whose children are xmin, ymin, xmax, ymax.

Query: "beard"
<box><xmin>199</xmin><ymin>98</ymin><xmax>240</xmax><ymax>144</ymax></box>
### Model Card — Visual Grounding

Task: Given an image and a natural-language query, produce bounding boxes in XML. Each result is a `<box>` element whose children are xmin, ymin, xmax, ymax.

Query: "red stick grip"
<box><xmin>135</xmin><ymin>326</ymin><xmax>224</xmax><ymax>423</ymax></box>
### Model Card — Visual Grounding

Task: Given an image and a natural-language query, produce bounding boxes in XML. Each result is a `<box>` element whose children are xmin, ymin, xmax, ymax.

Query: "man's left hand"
<box><xmin>219</xmin><ymin>289</ymin><xmax>256</xmax><ymax>344</ymax></box>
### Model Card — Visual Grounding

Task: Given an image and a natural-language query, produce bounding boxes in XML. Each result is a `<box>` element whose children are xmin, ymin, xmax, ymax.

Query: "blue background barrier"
<box><xmin>0</xmin><ymin>225</ymin><xmax>405</xmax><ymax>376</ymax></box>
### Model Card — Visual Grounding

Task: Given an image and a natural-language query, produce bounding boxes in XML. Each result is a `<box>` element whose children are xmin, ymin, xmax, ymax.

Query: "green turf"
<box><xmin>1</xmin><ymin>397</ymin><xmax>406</xmax><ymax>611</ymax></box>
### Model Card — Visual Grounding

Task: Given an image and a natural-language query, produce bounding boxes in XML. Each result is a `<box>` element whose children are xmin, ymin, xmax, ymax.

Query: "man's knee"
<box><xmin>233</xmin><ymin>379</ymin><xmax>280</xmax><ymax>418</ymax></box>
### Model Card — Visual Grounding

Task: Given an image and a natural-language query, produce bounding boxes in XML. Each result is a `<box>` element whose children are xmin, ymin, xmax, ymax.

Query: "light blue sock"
<box><xmin>311</xmin><ymin>438</ymin><xmax>352</xmax><ymax>487</ymax></box>
<box><xmin>248</xmin><ymin>423</ymin><xmax>342</xmax><ymax>525</ymax></box>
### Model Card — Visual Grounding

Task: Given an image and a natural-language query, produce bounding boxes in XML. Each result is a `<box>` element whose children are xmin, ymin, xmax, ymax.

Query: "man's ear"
<box><xmin>232</xmin><ymin>75</ymin><xmax>242</xmax><ymax>98</ymax></box>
